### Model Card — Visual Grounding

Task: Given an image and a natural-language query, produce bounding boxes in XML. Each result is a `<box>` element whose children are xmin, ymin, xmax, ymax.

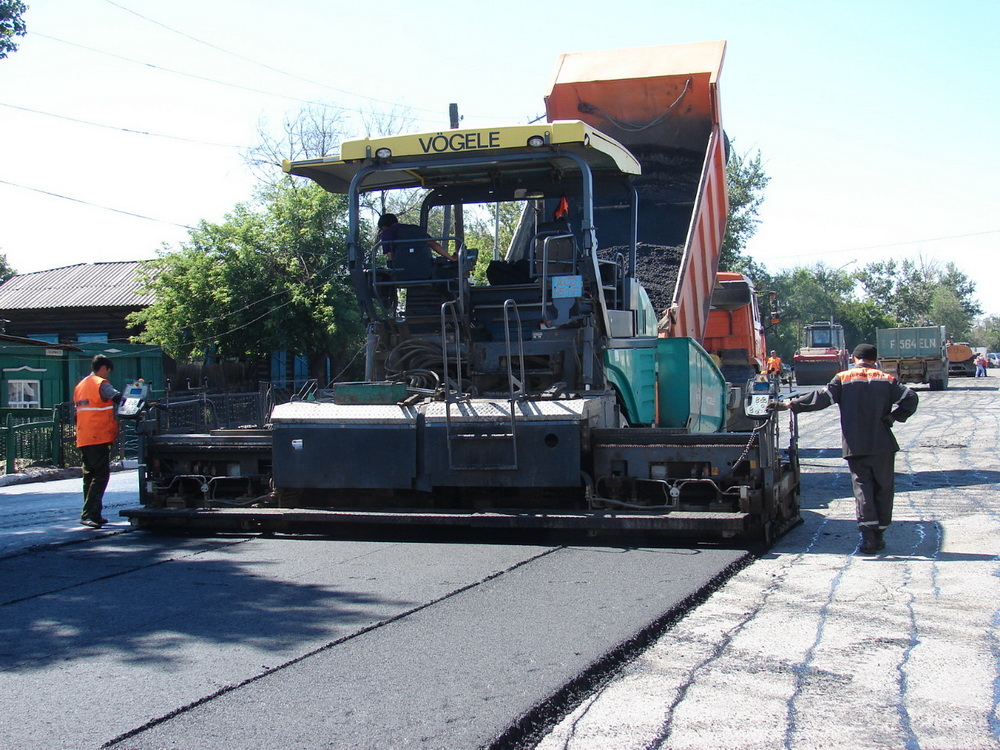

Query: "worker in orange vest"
<box><xmin>765</xmin><ymin>350</ymin><xmax>783</xmax><ymax>377</ymax></box>
<box><xmin>73</xmin><ymin>354</ymin><xmax>121</xmax><ymax>528</ymax></box>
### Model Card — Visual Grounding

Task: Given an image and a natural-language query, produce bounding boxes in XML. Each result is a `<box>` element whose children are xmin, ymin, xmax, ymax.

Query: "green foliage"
<box><xmin>128</xmin><ymin>180</ymin><xmax>365</xmax><ymax>378</ymax></box>
<box><xmin>0</xmin><ymin>0</ymin><xmax>26</xmax><ymax>60</ymax></box>
<box><xmin>970</xmin><ymin>315</ymin><xmax>1000</xmax><ymax>352</ymax></box>
<box><xmin>854</xmin><ymin>258</ymin><xmax>980</xmax><ymax>338</ymax></box>
<box><xmin>0</xmin><ymin>251</ymin><xmax>16</xmax><ymax>283</ymax></box>
<box><xmin>719</xmin><ymin>147</ymin><xmax>770</xmax><ymax>283</ymax></box>
<box><xmin>838</xmin><ymin>299</ymin><xmax>898</xmax><ymax>351</ymax></box>
<box><xmin>461</xmin><ymin>201</ymin><xmax>524</xmax><ymax>282</ymax></box>
<box><xmin>710</xmin><ymin>144</ymin><xmax>983</xmax><ymax>354</ymax></box>
<box><xmin>766</xmin><ymin>264</ymin><xmax>857</xmax><ymax>358</ymax></box>
<box><xmin>764</xmin><ymin>258</ymin><xmax>979</xmax><ymax>359</ymax></box>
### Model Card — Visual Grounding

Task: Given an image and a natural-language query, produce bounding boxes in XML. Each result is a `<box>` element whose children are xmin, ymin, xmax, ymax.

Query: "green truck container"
<box><xmin>876</xmin><ymin>326</ymin><xmax>948</xmax><ymax>390</ymax></box>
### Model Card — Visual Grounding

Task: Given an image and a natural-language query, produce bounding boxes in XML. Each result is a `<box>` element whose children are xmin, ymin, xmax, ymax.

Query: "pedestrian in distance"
<box><xmin>769</xmin><ymin>343</ymin><xmax>918</xmax><ymax>554</ymax></box>
<box><xmin>974</xmin><ymin>352</ymin><xmax>988</xmax><ymax>377</ymax></box>
<box><xmin>73</xmin><ymin>354</ymin><xmax>121</xmax><ymax>528</ymax></box>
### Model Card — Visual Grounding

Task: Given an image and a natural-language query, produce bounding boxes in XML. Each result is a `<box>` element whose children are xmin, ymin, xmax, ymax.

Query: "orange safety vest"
<box><xmin>74</xmin><ymin>374</ymin><xmax>118</xmax><ymax>447</ymax></box>
<box><xmin>766</xmin><ymin>356</ymin><xmax>782</xmax><ymax>374</ymax></box>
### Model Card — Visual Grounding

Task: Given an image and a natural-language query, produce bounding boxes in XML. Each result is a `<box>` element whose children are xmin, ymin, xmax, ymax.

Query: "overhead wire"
<box><xmin>102</xmin><ymin>0</ymin><xmax>445</xmax><ymax>117</ymax></box>
<box><xmin>0</xmin><ymin>177</ymin><xmax>196</xmax><ymax>230</ymax></box>
<box><xmin>764</xmin><ymin>229</ymin><xmax>1000</xmax><ymax>263</ymax></box>
<box><xmin>0</xmin><ymin>101</ymin><xmax>246</xmax><ymax>149</ymax></box>
<box><xmin>14</xmin><ymin>3</ymin><xmax>537</xmax><ymax>230</ymax></box>
<box><xmin>12</xmin><ymin>29</ymin><xmax>436</xmax><ymax>227</ymax></box>
<box><xmin>34</xmin><ymin>32</ymin><xmax>336</xmax><ymax>108</ymax></box>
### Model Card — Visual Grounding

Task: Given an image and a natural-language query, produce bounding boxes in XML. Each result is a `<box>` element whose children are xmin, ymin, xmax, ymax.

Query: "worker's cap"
<box><xmin>377</xmin><ymin>213</ymin><xmax>398</xmax><ymax>229</ymax></box>
<box><xmin>852</xmin><ymin>343</ymin><xmax>878</xmax><ymax>361</ymax></box>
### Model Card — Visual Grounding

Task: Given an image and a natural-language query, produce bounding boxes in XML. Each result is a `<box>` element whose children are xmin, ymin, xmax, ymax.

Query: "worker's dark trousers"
<box><xmin>80</xmin><ymin>443</ymin><xmax>112</xmax><ymax>521</ymax></box>
<box><xmin>846</xmin><ymin>453</ymin><xmax>896</xmax><ymax>530</ymax></box>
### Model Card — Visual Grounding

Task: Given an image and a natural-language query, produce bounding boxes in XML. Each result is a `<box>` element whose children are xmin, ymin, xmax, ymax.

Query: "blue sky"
<box><xmin>2</xmin><ymin>0</ymin><xmax>998</xmax><ymax>315</ymax></box>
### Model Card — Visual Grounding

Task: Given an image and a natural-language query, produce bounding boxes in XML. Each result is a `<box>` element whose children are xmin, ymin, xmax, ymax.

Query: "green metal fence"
<box><xmin>0</xmin><ymin>408</ymin><xmax>61</xmax><ymax>475</ymax></box>
<box><xmin>0</xmin><ymin>390</ymin><xmax>270</xmax><ymax>475</ymax></box>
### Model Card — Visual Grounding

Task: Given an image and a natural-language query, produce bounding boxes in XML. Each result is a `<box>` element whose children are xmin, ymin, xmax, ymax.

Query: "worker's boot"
<box><xmin>859</xmin><ymin>528</ymin><xmax>879</xmax><ymax>555</ymax></box>
<box><xmin>874</xmin><ymin>528</ymin><xmax>886</xmax><ymax>551</ymax></box>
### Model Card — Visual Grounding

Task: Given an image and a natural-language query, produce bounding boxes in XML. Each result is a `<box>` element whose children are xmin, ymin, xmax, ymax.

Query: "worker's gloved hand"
<box><xmin>767</xmin><ymin>400</ymin><xmax>789</xmax><ymax>412</ymax></box>
<box><xmin>882</xmin><ymin>413</ymin><xmax>897</xmax><ymax>426</ymax></box>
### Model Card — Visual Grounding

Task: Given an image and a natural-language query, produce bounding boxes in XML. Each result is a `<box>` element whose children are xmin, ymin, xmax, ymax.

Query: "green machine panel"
<box><xmin>656</xmin><ymin>337</ymin><xmax>727</xmax><ymax>433</ymax></box>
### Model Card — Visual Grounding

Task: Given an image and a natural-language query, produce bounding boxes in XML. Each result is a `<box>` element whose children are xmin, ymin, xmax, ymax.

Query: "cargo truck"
<box><xmin>876</xmin><ymin>326</ymin><xmax>948</xmax><ymax>390</ymax></box>
<box><xmin>123</xmin><ymin>42</ymin><xmax>800</xmax><ymax>542</ymax></box>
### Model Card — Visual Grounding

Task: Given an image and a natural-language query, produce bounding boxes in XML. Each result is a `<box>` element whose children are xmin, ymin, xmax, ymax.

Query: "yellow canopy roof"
<box><xmin>283</xmin><ymin>120</ymin><xmax>640</xmax><ymax>194</ymax></box>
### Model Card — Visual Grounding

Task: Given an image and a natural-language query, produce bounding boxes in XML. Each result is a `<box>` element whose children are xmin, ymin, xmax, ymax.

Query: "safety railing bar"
<box><xmin>440</xmin><ymin>299</ymin><xmax>464</xmax><ymax>468</ymax></box>
<box><xmin>500</xmin><ymin>299</ymin><xmax>524</xmax><ymax>465</ymax></box>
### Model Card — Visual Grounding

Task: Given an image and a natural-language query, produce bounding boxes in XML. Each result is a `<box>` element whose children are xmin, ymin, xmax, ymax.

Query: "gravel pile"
<box><xmin>596</xmin><ymin>146</ymin><xmax>703</xmax><ymax>313</ymax></box>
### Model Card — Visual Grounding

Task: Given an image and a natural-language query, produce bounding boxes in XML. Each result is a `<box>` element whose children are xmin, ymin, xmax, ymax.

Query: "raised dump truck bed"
<box><xmin>545</xmin><ymin>41</ymin><xmax>729</xmax><ymax>339</ymax></box>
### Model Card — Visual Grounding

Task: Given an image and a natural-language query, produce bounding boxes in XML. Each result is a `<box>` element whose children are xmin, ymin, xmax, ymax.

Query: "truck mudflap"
<box><xmin>119</xmin><ymin>506</ymin><xmax>774</xmax><ymax>538</ymax></box>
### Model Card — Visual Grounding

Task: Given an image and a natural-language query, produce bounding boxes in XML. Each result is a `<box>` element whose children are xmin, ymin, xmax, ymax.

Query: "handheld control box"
<box><xmin>118</xmin><ymin>379</ymin><xmax>149</xmax><ymax>418</ymax></box>
<box><xmin>744</xmin><ymin>375</ymin><xmax>777</xmax><ymax>419</ymax></box>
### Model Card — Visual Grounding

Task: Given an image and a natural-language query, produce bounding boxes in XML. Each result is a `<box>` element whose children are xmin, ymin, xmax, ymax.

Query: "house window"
<box><xmin>8</xmin><ymin>380</ymin><xmax>41</xmax><ymax>408</ymax></box>
<box><xmin>77</xmin><ymin>333</ymin><xmax>109</xmax><ymax>343</ymax></box>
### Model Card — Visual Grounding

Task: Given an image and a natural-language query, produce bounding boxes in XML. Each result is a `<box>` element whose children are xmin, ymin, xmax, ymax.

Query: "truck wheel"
<box><xmin>929</xmin><ymin>379</ymin><xmax>945</xmax><ymax>391</ymax></box>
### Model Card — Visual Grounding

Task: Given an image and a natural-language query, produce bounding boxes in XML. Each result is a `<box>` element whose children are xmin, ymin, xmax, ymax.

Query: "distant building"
<box><xmin>0</xmin><ymin>261</ymin><xmax>155</xmax><ymax>344</ymax></box>
<box><xmin>0</xmin><ymin>262</ymin><xmax>165</xmax><ymax>406</ymax></box>
<box><xmin>0</xmin><ymin>261</ymin><xmax>323</xmax><ymax>396</ymax></box>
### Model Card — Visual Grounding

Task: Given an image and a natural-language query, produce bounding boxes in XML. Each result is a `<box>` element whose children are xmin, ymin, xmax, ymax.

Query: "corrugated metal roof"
<box><xmin>0</xmin><ymin>262</ymin><xmax>157</xmax><ymax>310</ymax></box>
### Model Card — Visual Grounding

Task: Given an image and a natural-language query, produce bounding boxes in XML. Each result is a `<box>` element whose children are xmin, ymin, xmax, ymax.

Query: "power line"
<box><xmin>0</xmin><ymin>177</ymin><xmax>196</xmax><ymax>230</ymax></box>
<box><xmin>35</xmin><ymin>32</ymin><xmax>334</xmax><ymax>108</ymax></box>
<box><xmin>102</xmin><ymin>0</ymin><xmax>442</xmax><ymax>116</ymax></box>
<box><xmin>0</xmin><ymin>101</ymin><xmax>246</xmax><ymax>149</ymax></box>
<box><xmin>765</xmin><ymin>229</ymin><xmax>1000</xmax><ymax>262</ymax></box>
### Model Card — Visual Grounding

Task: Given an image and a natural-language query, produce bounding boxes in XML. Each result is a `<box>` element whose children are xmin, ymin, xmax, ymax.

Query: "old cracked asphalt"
<box><xmin>536</xmin><ymin>376</ymin><xmax>1000</xmax><ymax>750</ymax></box>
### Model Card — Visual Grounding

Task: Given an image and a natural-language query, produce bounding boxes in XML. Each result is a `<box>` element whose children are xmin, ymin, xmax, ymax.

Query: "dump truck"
<box><xmin>876</xmin><ymin>326</ymin><xmax>948</xmax><ymax>390</ymax></box>
<box><xmin>703</xmin><ymin>271</ymin><xmax>774</xmax><ymax>385</ymax></box>
<box><xmin>702</xmin><ymin>271</ymin><xmax>779</xmax><ymax>430</ymax></box>
<box><xmin>124</xmin><ymin>42</ymin><xmax>800</xmax><ymax>542</ymax></box>
<box><xmin>793</xmin><ymin>321</ymin><xmax>849</xmax><ymax>385</ymax></box>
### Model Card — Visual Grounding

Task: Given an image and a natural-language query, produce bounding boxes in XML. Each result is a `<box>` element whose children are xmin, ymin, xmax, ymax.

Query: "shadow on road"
<box><xmin>0</xmin><ymin>535</ymin><xmax>410</xmax><ymax>673</ymax></box>
<box><xmin>774</xmin><ymin>511</ymin><xmax>995</xmax><ymax>562</ymax></box>
<box><xmin>901</xmin><ymin>469</ymin><xmax>1000</xmax><ymax>490</ymax></box>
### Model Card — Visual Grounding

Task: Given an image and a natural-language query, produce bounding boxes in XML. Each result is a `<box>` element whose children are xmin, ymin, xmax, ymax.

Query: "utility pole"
<box><xmin>445</xmin><ymin>104</ymin><xmax>464</xmax><ymax>254</ymax></box>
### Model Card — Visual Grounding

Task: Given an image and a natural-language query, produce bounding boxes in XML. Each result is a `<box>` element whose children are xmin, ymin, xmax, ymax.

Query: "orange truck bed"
<box><xmin>544</xmin><ymin>41</ymin><xmax>729</xmax><ymax>341</ymax></box>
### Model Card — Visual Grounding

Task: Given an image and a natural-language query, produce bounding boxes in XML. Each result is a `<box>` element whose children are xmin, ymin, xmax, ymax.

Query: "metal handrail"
<box><xmin>502</xmin><ymin>299</ymin><xmax>527</xmax><ymax>406</ymax></box>
<box><xmin>440</xmin><ymin>299</ymin><xmax>463</xmax><ymax>468</ymax></box>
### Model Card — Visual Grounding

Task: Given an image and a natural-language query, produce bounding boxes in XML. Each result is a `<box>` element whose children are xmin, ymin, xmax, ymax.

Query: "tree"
<box><xmin>461</xmin><ymin>201</ymin><xmax>524</xmax><ymax>282</ymax></box>
<box><xmin>244</xmin><ymin>104</ymin><xmax>353</xmax><ymax>183</ymax></box>
<box><xmin>839</xmin><ymin>299</ymin><xmax>897</xmax><ymax>350</ymax></box>
<box><xmin>719</xmin><ymin>147</ymin><xmax>770</xmax><ymax>283</ymax></box>
<box><xmin>0</xmin><ymin>0</ymin><xmax>26</xmax><ymax>60</ymax></box>
<box><xmin>928</xmin><ymin>287</ymin><xmax>972</xmax><ymax>340</ymax></box>
<box><xmin>970</xmin><ymin>315</ymin><xmax>1000</xmax><ymax>352</ymax></box>
<box><xmin>0</xmin><ymin>251</ymin><xmax>15</xmax><ymax>283</ymax></box>
<box><xmin>766</xmin><ymin>264</ymin><xmax>855</xmax><ymax>357</ymax></box>
<box><xmin>855</xmin><ymin>257</ymin><xmax>980</xmax><ymax>337</ymax></box>
<box><xmin>129</xmin><ymin>180</ymin><xmax>365</xmax><ymax>380</ymax></box>
<box><xmin>244</xmin><ymin>102</ymin><xmax>418</xmax><ymax>220</ymax></box>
